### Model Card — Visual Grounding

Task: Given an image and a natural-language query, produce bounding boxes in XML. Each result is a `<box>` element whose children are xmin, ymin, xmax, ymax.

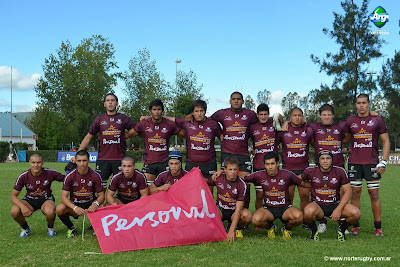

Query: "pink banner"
<box><xmin>88</xmin><ymin>168</ymin><xmax>227</xmax><ymax>254</ymax></box>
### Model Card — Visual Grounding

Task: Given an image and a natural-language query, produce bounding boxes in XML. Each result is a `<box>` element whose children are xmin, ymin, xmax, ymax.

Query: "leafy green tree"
<box><xmin>256</xmin><ymin>89</ymin><xmax>271</xmax><ymax>105</ymax></box>
<box><xmin>30</xmin><ymin>35</ymin><xmax>119</xmax><ymax>149</ymax></box>
<box><xmin>310</xmin><ymin>0</ymin><xmax>384</xmax><ymax>121</ymax></box>
<box><xmin>244</xmin><ymin>95</ymin><xmax>255</xmax><ymax>111</ymax></box>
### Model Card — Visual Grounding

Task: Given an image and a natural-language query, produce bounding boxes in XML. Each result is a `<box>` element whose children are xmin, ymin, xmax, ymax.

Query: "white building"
<box><xmin>0</xmin><ymin>113</ymin><xmax>37</xmax><ymax>150</ymax></box>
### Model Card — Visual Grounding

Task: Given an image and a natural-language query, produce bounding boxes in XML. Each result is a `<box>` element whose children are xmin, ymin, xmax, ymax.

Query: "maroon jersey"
<box><xmin>14</xmin><ymin>168</ymin><xmax>64</xmax><ymax>199</ymax></box>
<box><xmin>345</xmin><ymin>114</ymin><xmax>387</xmax><ymax>165</ymax></box>
<box><xmin>108</xmin><ymin>170</ymin><xmax>148</xmax><ymax>201</ymax></box>
<box><xmin>245</xmin><ymin>169</ymin><xmax>301</xmax><ymax>207</ymax></box>
<box><xmin>62</xmin><ymin>168</ymin><xmax>103</xmax><ymax>204</ymax></box>
<box><xmin>250</xmin><ymin>120</ymin><xmax>278</xmax><ymax>170</ymax></box>
<box><xmin>308</xmin><ymin>122</ymin><xmax>346</xmax><ymax>166</ymax></box>
<box><xmin>135</xmin><ymin>118</ymin><xmax>180</xmax><ymax>164</ymax></box>
<box><xmin>89</xmin><ymin>113</ymin><xmax>136</xmax><ymax>160</ymax></box>
<box><xmin>278</xmin><ymin>124</ymin><xmax>313</xmax><ymax>171</ymax></box>
<box><xmin>302</xmin><ymin>166</ymin><xmax>349</xmax><ymax>204</ymax></box>
<box><xmin>176</xmin><ymin>118</ymin><xmax>222</xmax><ymax>164</ymax></box>
<box><xmin>207</xmin><ymin>174</ymin><xmax>246</xmax><ymax>210</ymax></box>
<box><xmin>153</xmin><ymin>169</ymin><xmax>188</xmax><ymax>187</ymax></box>
<box><xmin>211</xmin><ymin>108</ymin><xmax>257</xmax><ymax>156</ymax></box>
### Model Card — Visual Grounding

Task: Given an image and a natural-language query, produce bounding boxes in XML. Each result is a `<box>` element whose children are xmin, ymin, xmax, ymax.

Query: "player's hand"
<box><xmin>226</xmin><ymin>231</ymin><xmax>235</xmax><ymax>242</ymax></box>
<box><xmin>185</xmin><ymin>114</ymin><xmax>193</xmax><ymax>122</ymax></box>
<box><xmin>21</xmin><ymin>206</ymin><xmax>32</xmax><ymax>217</ymax></box>
<box><xmin>376</xmin><ymin>160</ymin><xmax>387</xmax><ymax>174</ymax></box>
<box><xmin>160</xmin><ymin>184</ymin><xmax>171</xmax><ymax>191</ymax></box>
<box><xmin>70</xmin><ymin>156</ymin><xmax>76</xmax><ymax>163</ymax></box>
<box><xmin>330</xmin><ymin>209</ymin><xmax>341</xmax><ymax>222</ymax></box>
<box><xmin>73</xmin><ymin>206</ymin><xmax>86</xmax><ymax>216</ymax></box>
<box><xmin>281</xmin><ymin>121</ymin><xmax>289</xmax><ymax>131</ymax></box>
<box><xmin>211</xmin><ymin>170</ymin><xmax>224</xmax><ymax>181</ymax></box>
<box><xmin>370</xmin><ymin>110</ymin><xmax>379</xmax><ymax>116</ymax></box>
<box><xmin>87</xmin><ymin>204</ymin><xmax>98</xmax><ymax>213</ymax></box>
<box><xmin>220</xmin><ymin>134</ymin><xmax>224</xmax><ymax>141</ymax></box>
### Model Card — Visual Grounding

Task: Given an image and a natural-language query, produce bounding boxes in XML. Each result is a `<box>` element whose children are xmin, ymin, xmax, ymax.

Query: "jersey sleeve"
<box><xmin>13</xmin><ymin>173</ymin><xmax>27</xmax><ymax>191</ymax></box>
<box><xmin>338</xmin><ymin>168</ymin><xmax>350</xmax><ymax>185</ymax></box>
<box><xmin>243</xmin><ymin>173</ymin><xmax>256</xmax><ymax>183</ymax></box>
<box><xmin>153</xmin><ymin>173</ymin><xmax>165</xmax><ymax>187</ymax></box>
<box><xmin>88</xmin><ymin>116</ymin><xmax>100</xmax><ymax>135</ymax></box>
<box><xmin>108</xmin><ymin>175</ymin><xmax>119</xmax><ymax>192</ymax></box>
<box><xmin>377</xmin><ymin>116</ymin><xmax>388</xmax><ymax>134</ymax></box>
<box><xmin>237</xmin><ymin>178</ymin><xmax>247</xmax><ymax>201</ymax></box>
<box><xmin>125</xmin><ymin>115</ymin><xmax>136</xmax><ymax>130</ymax></box>
<box><xmin>134</xmin><ymin>120</ymin><xmax>145</xmax><ymax>134</ymax></box>
<box><xmin>62</xmin><ymin>172</ymin><xmax>73</xmax><ymax>191</ymax></box>
<box><xmin>175</xmin><ymin>118</ymin><xmax>186</xmax><ymax>128</ymax></box>
<box><xmin>211</xmin><ymin>109</ymin><xmax>223</xmax><ymax>123</ymax></box>
<box><xmin>170</xmin><ymin>120</ymin><xmax>181</xmax><ymax>135</ymax></box>
<box><xmin>51</xmin><ymin>170</ymin><xmax>65</xmax><ymax>182</ymax></box>
<box><xmin>214</xmin><ymin>120</ymin><xmax>223</xmax><ymax>137</ymax></box>
<box><xmin>290</xmin><ymin>172</ymin><xmax>302</xmax><ymax>186</ymax></box>
<box><xmin>93</xmin><ymin>172</ymin><xmax>103</xmax><ymax>193</ymax></box>
<box><xmin>250</xmin><ymin>110</ymin><xmax>258</xmax><ymax>124</ymax></box>
<box><xmin>207</xmin><ymin>177</ymin><xmax>216</xmax><ymax>186</ymax></box>
<box><xmin>301</xmin><ymin>168</ymin><xmax>312</xmax><ymax>182</ymax></box>
<box><xmin>137</xmin><ymin>172</ymin><xmax>148</xmax><ymax>190</ymax></box>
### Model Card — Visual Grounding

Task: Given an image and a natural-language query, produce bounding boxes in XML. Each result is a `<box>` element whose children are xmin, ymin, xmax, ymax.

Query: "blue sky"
<box><xmin>0</xmin><ymin>0</ymin><xmax>398</xmax><ymax>117</ymax></box>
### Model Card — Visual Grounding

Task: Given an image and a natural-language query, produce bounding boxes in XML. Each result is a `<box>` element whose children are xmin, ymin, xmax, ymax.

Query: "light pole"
<box><xmin>10</xmin><ymin>66</ymin><xmax>13</xmax><ymax>159</ymax></box>
<box><xmin>175</xmin><ymin>59</ymin><xmax>181</xmax><ymax>150</ymax></box>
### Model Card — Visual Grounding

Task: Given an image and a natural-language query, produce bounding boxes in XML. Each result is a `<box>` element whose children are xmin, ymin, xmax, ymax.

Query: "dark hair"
<box><xmin>122</xmin><ymin>156</ymin><xmax>135</xmax><ymax>165</ymax></box>
<box><xmin>104</xmin><ymin>93</ymin><xmax>118</xmax><ymax>102</ymax></box>
<box><xmin>357</xmin><ymin>93</ymin><xmax>370</xmax><ymax>103</ymax></box>
<box><xmin>29</xmin><ymin>153</ymin><xmax>43</xmax><ymax>161</ymax></box>
<box><xmin>319</xmin><ymin>103</ymin><xmax>334</xmax><ymax>115</ymax></box>
<box><xmin>149</xmin><ymin>99</ymin><xmax>164</xmax><ymax>111</ymax></box>
<box><xmin>230</xmin><ymin>91</ymin><xmax>243</xmax><ymax>100</ymax></box>
<box><xmin>223</xmin><ymin>157</ymin><xmax>239</xmax><ymax>167</ymax></box>
<box><xmin>257</xmin><ymin>103</ymin><xmax>270</xmax><ymax>114</ymax></box>
<box><xmin>264</xmin><ymin>152</ymin><xmax>279</xmax><ymax>163</ymax></box>
<box><xmin>290</xmin><ymin>107</ymin><xmax>303</xmax><ymax>115</ymax></box>
<box><xmin>75</xmin><ymin>150</ymin><xmax>90</xmax><ymax>159</ymax></box>
<box><xmin>191</xmin><ymin>99</ymin><xmax>207</xmax><ymax>113</ymax></box>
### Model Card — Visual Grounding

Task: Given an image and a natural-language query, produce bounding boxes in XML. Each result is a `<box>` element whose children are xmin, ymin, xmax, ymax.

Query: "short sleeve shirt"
<box><xmin>302</xmin><ymin>166</ymin><xmax>349</xmax><ymax>205</ymax></box>
<box><xmin>245</xmin><ymin>169</ymin><xmax>301</xmax><ymax>207</ymax></box>
<box><xmin>135</xmin><ymin>118</ymin><xmax>181</xmax><ymax>165</ymax></box>
<box><xmin>89</xmin><ymin>113</ymin><xmax>136</xmax><ymax>160</ymax></box>
<box><xmin>62</xmin><ymin>168</ymin><xmax>103</xmax><ymax>204</ymax></box>
<box><xmin>211</xmin><ymin>108</ymin><xmax>257</xmax><ymax>156</ymax></box>
<box><xmin>153</xmin><ymin>169</ymin><xmax>188</xmax><ymax>187</ymax></box>
<box><xmin>108</xmin><ymin>170</ymin><xmax>148</xmax><ymax>201</ymax></box>
<box><xmin>207</xmin><ymin>174</ymin><xmax>247</xmax><ymax>210</ymax></box>
<box><xmin>250</xmin><ymin>120</ymin><xmax>278</xmax><ymax>170</ymax></box>
<box><xmin>176</xmin><ymin>117</ymin><xmax>222</xmax><ymax>164</ymax></box>
<box><xmin>345</xmin><ymin>114</ymin><xmax>387</xmax><ymax>165</ymax></box>
<box><xmin>14</xmin><ymin>168</ymin><xmax>64</xmax><ymax>199</ymax></box>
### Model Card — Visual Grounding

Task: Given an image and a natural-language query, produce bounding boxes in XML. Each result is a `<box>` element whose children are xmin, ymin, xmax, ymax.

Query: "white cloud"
<box><xmin>15</xmin><ymin>104</ymin><xmax>36</xmax><ymax>112</ymax></box>
<box><xmin>270</xmin><ymin>90</ymin><xmax>284</xmax><ymax>105</ymax></box>
<box><xmin>0</xmin><ymin>66</ymin><xmax>41</xmax><ymax>91</ymax></box>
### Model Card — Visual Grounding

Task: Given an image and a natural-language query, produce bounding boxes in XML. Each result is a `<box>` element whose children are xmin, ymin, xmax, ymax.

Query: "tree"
<box><xmin>379</xmin><ymin>51</ymin><xmax>400</xmax><ymax>149</ymax></box>
<box><xmin>244</xmin><ymin>95</ymin><xmax>255</xmax><ymax>110</ymax></box>
<box><xmin>122</xmin><ymin>48</ymin><xmax>170</xmax><ymax>123</ymax></box>
<box><xmin>310</xmin><ymin>0</ymin><xmax>384</xmax><ymax>121</ymax></box>
<box><xmin>30</xmin><ymin>35</ymin><xmax>120</xmax><ymax>149</ymax></box>
<box><xmin>256</xmin><ymin>89</ymin><xmax>271</xmax><ymax>105</ymax></box>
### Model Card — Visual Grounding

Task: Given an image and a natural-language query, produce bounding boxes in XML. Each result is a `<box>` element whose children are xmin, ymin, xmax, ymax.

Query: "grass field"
<box><xmin>1</xmin><ymin>162</ymin><xmax>399</xmax><ymax>266</ymax></box>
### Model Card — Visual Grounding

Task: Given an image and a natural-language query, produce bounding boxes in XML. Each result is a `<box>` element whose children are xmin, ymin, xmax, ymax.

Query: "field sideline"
<box><xmin>0</xmin><ymin>162</ymin><xmax>399</xmax><ymax>266</ymax></box>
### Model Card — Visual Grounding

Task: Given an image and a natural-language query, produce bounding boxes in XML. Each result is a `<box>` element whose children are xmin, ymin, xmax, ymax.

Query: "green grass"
<box><xmin>1</xmin><ymin>162</ymin><xmax>399</xmax><ymax>266</ymax></box>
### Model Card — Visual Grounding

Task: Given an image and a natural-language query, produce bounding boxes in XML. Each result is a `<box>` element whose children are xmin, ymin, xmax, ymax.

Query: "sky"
<box><xmin>0</xmin><ymin>0</ymin><xmax>399</xmax><ymax>117</ymax></box>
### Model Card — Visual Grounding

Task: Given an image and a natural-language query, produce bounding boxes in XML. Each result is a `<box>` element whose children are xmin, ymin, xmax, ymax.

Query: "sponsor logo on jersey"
<box><xmin>261</xmin><ymin>180</ymin><xmax>269</xmax><ymax>186</ymax></box>
<box><xmin>278</xmin><ymin>179</ymin><xmax>285</xmax><ymax>185</ymax></box>
<box><xmin>36</xmin><ymin>180</ymin><xmax>40</xmax><ymax>185</ymax></box>
<box><xmin>294</xmin><ymin>131</ymin><xmax>299</xmax><ymax>135</ymax></box>
<box><xmin>224</xmin><ymin>116</ymin><xmax>232</xmax><ymax>121</ymax></box>
<box><xmin>312</xmin><ymin>177</ymin><xmax>321</xmax><ymax>183</ymax></box>
<box><xmin>241</xmin><ymin>115</ymin><xmax>247</xmax><ymax>120</ymax></box>
<box><xmin>333</xmin><ymin>129</ymin><xmax>340</xmax><ymax>134</ymax></box>
<box><xmin>199</xmin><ymin>125</ymin><xmax>203</xmax><ymax>129</ymax></box>
<box><xmin>269</xmin><ymin>127</ymin><xmax>275</xmax><ymax>132</ymax></box>
<box><xmin>155</xmin><ymin>126</ymin><xmax>159</xmax><ymax>130</ymax></box>
<box><xmin>235</xmin><ymin>114</ymin><xmax>239</xmax><ymax>118</ymax></box>
<box><xmin>145</xmin><ymin>127</ymin><xmax>153</xmax><ymax>132</ymax></box>
<box><xmin>43</xmin><ymin>180</ymin><xmax>49</xmax><ymax>186</ymax></box>
<box><xmin>101</xmin><ymin>121</ymin><xmax>107</xmax><ymax>125</ymax></box>
<box><xmin>88</xmin><ymin>181</ymin><xmax>92</xmax><ymax>186</ymax></box>
<box><xmin>361</xmin><ymin>120</ymin><xmax>365</xmax><ymax>125</ymax></box>
<box><xmin>120</xmin><ymin>183</ymin><xmax>125</xmax><ymax>188</ymax></box>
<box><xmin>116</xmin><ymin>119</ymin><xmax>122</xmax><ymax>124</ymax></box>
<box><xmin>205</xmin><ymin>127</ymin><xmax>212</xmax><ymax>132</ymax></box>
<box><xmin>161</xmin><ymin>128</ymin><xmax>168</xmax><ymax>133</ymax></box>
<box><xmin>218</xmin><ymin>183</ymin><xmax>224</xmax><ymax>190</ymax></box>
<box><xmin>132</xmin><ymin>182</ymin><xmax>137</xmax><ymax>188</ymax></box>
<box><xmin>189</xmin><ymin>125</ymin><xmax>197</xmax><ymax>130</ymax></box>
<box><xmin>232</xmin><ymin>188</ymin><xmax>238</xmax><ymax>194</ymax></box>
<box><xmin>331</xmin><ymin>177</ymin><xmax>338</xmax><ymax>184</ymax></box>
<box><xmin>110</xmin><ymin>118</ymin><xmax>114</xmax><ymax>122</ymax></box>
<box><xmin>323</xmin><ymin>175</ymin><xmax>328</xmax><ymax>181</ymax></box>
<box><xmin>350</xmin><ymin>123</ymin><xmax>358</xmax><ymax>128</ymax></box>
<box><xmin>317</xmin><ymin>129</ymin><xmax>325</xmax><ymax>134</ymax></box>
<box><xmin>367</xmin><ymin>120</ymin><xmax>375</xmax><ymax>126</ymax></box>
<box><xmin>284</xmin><ymin>132</ymin><xmax>292</xmax><ymax>137</ymax></box>
<box><xmin>73</xmin><ymin>181</ymin><xmax>79</xmax><ymax>187</ymax></box>
<box><xmin>227</xmin><ymin>184</ymin><xmax>231</xmax><ymax>189</ymax></box>
<box><xmin>301</xmin><ymin>131</ymin><xmax>307</xmax><ymax>137</ymax></box>
<box><xmin>81</xmin><ymin>179</ymin><xmax>86</xmax><ymax>184</ymax></box>
<box><xmin>253</xmin><ymin>130</ymin><xmax>260</xmax><ymax>135</ymax></box>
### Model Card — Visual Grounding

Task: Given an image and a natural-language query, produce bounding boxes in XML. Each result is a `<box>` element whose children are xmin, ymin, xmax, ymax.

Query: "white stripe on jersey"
<box><xmin>237</xmin><ymin>177</ymin><xmax>247</xmax><ymax>198</ymax></box>
<box><xmin>15</xmin><ymin>170</ymin><xmax>28</xmax><ymax>186</ymax></box>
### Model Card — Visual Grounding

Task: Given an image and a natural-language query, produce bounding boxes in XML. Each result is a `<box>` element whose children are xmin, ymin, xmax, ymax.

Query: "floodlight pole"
<box><xmin>175</xmin><ymin>59</ymin><xmax>181</xmax><ymax>150</ymax></box>
<box><xmin>10</xmin><ymin>66</ymin><xmax>13</xmax><ymax>157</ymax></box>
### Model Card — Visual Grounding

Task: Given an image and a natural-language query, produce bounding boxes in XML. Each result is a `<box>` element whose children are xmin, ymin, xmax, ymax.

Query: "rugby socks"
<box><xmin>339</xmin><ymin>220</ymin><xmax>351</xmax><ymax>233</ymax></box>
<box><xmin>21</xmin><ymin>222</ymin><xmax>29</xmax><ymax>230</ymax></box>
<box><xmin>353</xmin><ymin>221</ymin><xmax>360</xmax><ymax>228</ymax></box>
<box><xmin>374</xmin><ymin>221</ymin><xmax>382</xmax><ymax>230</ymax></box>
<box><xmin>147</xmin><ymin>180</ymin><xmax>154</xmax><ymax>186</ymax></box>
<box><xmin>58</xmin><ymin>214</ymin><xmax>75</xmax><ymax>230</ymax></box>
<box><xmin>48</xmin><ymin>223</ymin><xmax>54</xmax><ymax>229</ymax></box>
<box><xmin>283</xmin><ymin>223</ymin><xmax>292</xmax><ymax>231</ymax></box>
<box><xmin>319</xmin><ymin>217</ymin><xmax>327</xmax><ymax>224</ymax></box>
<box><xmin>102</xmin><ymin>180</ymin><xmax>108</xmax><ymax>189</ymax></box>
<box><xmin>308</xmin><ymin>222</ymin><xmax>318</xmax><ymax>234</ymax></box>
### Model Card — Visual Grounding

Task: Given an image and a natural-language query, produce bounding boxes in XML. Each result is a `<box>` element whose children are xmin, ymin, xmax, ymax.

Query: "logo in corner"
<box><xmin>370</xmin><ymin>6</ymin><xmax>389</xmax><ymax>28</ymax></box>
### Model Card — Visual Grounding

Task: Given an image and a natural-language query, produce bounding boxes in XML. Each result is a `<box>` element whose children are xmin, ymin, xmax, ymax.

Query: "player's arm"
<box><xmin>342</xmin><ymin>132</ymin><xmax>351</xmax><ymax>144</ymax></box>
<box><xmin>126</xmin><ymin>128</ymin><xmax>139</xmax><ymax>138</ymax></box>
<box><xmin>106</xmin><ymin>189</ymin><xmax>117</xmax><ymax>205</ymax></box>
<box><xmin>78</xmin><ymin>133</ymin><xmax>94</xmax><ymax>151</ymax></box>
<box><xmin>139</xmin><ymin>187</ymin><xmax>149</xmax><ymax>198</ymax></box>
<box><xmin>376</xmin><ymin>132</ymin><xmax>390</xmax><ymax>174</ymax></box>
<box><xmin>87</xmin><ymin>191</ymin><xmax>105</xmax><ymax>213</ymax></box>
<box><xmin>149</xmin><ymin>183</ymin><xmax>171</xmax><ymax>194</ymax></box>
<box><xmin>331</xmin><ymin>183</ymin><xmax>351</xmax><ymax>222</ymax></box>
<box><xmin>227</xmin><ymin>201</ymin><xmax>244</xmax><ymax>242</ymax></box>
<box><xmin>61</xmin><ymin>190</ymin><xmax>85</xmax><ymax>216</ymax></box>
<box><xmin>177</xmin><ymin>129</ymin><xmax>185</xmax><ymax>138</ymax></box>
<box><xmin>10</xmin><ymin>189</ymin><xmax>32</xmax><ymax>217</ymax></box>
<box><xmin>211</xmin><ymin>169</ymin><xmax>224</xmax><ymax>181</ymax></box>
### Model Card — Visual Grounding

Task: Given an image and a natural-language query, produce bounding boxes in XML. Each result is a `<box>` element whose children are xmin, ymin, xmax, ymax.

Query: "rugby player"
<box><xmin>208</xmin><ymin>157</ymin><xmax>252</xmax><ymax>241</ymax></box>
<box><xmin>10</xmin><ymin>153</ymin><xmax>64</xmax><ymax>238</ymax></box>
<box><xmin>78</xmin><ymin>93</ymin><xmax>136</xmax><ymax>188</ymax></box>
<box><xmin>344</xmin><ymin>94</ymin><xmax>390</xmax><ymax>237</ymax></box>
<box><xmin>130</xmin><ymin>100</ymin><xmax>184</xmax><ymax>185</ymax></box>
<box><xmin>303</xmin><ymin>150</ymin><xmax>361</xmax><ymax>242</ymax></box>
<box><xmin>245</xmin><ymin>152</ymin><xmax>303</xmax><ymax>240</ymax></box>
<box><xmin>56</xmin><ymin>150</ymin><xmax>104</xmax><ymax>238</ymax></box>
<box><xmin>106</xmin><ymin>157</ymin><xmax>148</xmax><ymax>205</ymax></box>
<box><xmin>149</xmin><ymin>151</ymin><xmax>188</xmax><ymax>194</ymax></box>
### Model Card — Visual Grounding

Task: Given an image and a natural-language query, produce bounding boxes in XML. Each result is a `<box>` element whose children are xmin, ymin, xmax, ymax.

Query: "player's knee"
<box><xmin>11</xmin><ymin>206</ymin><xmax>21</xmax><ymax>218</ymax></box>
<box><xmin>56</xmin><ymin>204</ymin><xmax>66</xmax><ymax>216</ymax></box>
<box><xmin>43</xmin><ymin>206</ymin><xmax>56</xmax><ymax>216</ymax></box>
<box><xmin>251</xmin><ymin>214</ymin><xmax>262</xmax><ymax>226</ymax></box>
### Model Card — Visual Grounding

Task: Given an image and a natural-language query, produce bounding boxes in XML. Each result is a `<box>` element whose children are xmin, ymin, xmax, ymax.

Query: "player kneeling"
<box><xmin>56</xmin><ymin>150</ymin><xmax>104</xmax><ymax>238</ymax></box>
<box><xmin>209</xmin><ymin>157</ymin><xmax>252</xmax><ymax>242</ymax></box>
<box><xmin>303</xmin><ymin>151</ymin><xmax>361</xmax><ymax>242</ymax></box>
<box><xmin>245</xmin><ymin>152</ymin><xmax>303</xmax><ymax>240</ymax></box>
<box><xmin>106</xmin><ymin>157</ymin><xmax>148</xmax><ymax>205</ymax></box>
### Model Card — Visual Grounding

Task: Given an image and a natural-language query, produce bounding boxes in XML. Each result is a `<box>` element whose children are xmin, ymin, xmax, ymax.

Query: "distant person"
<box><xmin>78</xmin><ymin>93</ymin><xmax>136</xmax><ymax>188</ymax></box>
<box><xmin>56</xmin><ymin>150</ymin><xmax>104</xmax><ymax>238</ymax></box>
<box><xmin>106</xmin><ymin>157</ymin><xmax>148</xmax><ymax>205</ymax></box>
<box><xmin>209</xmin><ymin>157</ymin><xmax>252</xmax><ymax>241</ymax></box>
<box><xmin>10</xmin><ymin>153</ymin><xmax>64</xmax><ymax>238</ymax></box>
<box><xmin>344</xmin><ymin>94</ymin><xmax>389</xmax><ymax>237</ymax></box>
